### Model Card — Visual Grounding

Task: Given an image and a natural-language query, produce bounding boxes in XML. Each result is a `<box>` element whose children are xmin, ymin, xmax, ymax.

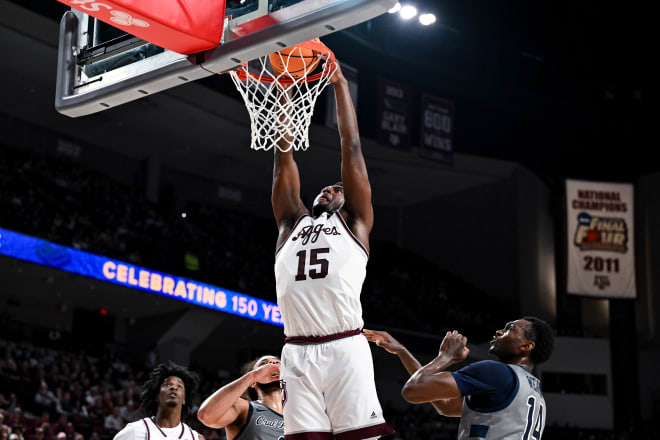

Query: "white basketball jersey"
<box><xmin>113</xmin><ymin>419</ymin><xmax>201</xmax><ymax>440</ymax></box>
<box><xmin>275</xmin><ymin>212</ymin><xmax>368</xmax><ymax>337</ymax></box>
<box><xmin>457</xmin><ymin>365</ymin><xmax>547</xmax><ymax>440</ymax></box>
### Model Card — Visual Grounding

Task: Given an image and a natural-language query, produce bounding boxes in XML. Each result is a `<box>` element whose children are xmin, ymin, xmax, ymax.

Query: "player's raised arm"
<box><xmin>272</xmin><ymin>88</ymin><xmax>309</xmax><ymax>240</ymax></box>
<box><xmin>197</xmin><ymin>362</ymin><xmax>279</xmax><ymax>431</ymax></box>
<box><xmin>330</xmin><ymin>63</ymin><xmax>374</xmax><ymax>242</ymax></box>
<box><xmin>197</xmin><ymin>380</ymin><xmax>250</xmax><ymax>430</ymax></box>
<box><xmin>402</xmin><ymin>331</ymin><xmax>468</xmax><ymax>402</ymax></box>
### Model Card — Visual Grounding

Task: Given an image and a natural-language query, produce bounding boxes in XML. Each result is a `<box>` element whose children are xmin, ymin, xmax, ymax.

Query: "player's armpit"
<box><xmin>430</xmin><ymin>397</ymin><xmax>463</xmax><ymax>417</ymax></box>
<box><xmin>402</xmin><ymin>371</ymin><xmax>462</xmax><ymax>403</ymax></box>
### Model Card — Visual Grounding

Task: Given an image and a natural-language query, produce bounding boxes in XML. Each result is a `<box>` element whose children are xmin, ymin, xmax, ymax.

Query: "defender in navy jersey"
<box><xmin>272</xmin><ymin>61</ymin><xmax>392</xmax><ymax>439</ymax></box>
<box><xmin>365</xmin><ymin>316</ymin><xmax>554</xmax><ymax>439</ymax></box>
<box><xmin>197</xmin><ymin>356</ymin><xmax>283</xmax><ymax>440</ymax></box>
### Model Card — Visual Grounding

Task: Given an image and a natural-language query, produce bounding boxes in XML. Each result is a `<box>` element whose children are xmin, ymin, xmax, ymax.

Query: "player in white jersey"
<box><xmin>365</xmin><ymin>316</ymin><xmax>554</xmax><ymax>439</ymax></box>
<box><xmin>197</xmin><ymin>355</ymin><xmax>283</xmax><ymax>440</ymax></box>
<box><xmin>272</xmin><ymin>61</ymin><xmax>393</xmax><ymax>440</ymax></box>
<box><xmin>113</xmin><ymin>362</ymin><xmax>204</xmax><ymax>440</ymax></box>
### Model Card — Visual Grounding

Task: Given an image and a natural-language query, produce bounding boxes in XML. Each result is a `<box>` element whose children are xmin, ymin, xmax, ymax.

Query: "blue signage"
<box><xmin>0</xmin><ymin>228</ymin><xmax>283</xmax><ymax>327</ymax></box>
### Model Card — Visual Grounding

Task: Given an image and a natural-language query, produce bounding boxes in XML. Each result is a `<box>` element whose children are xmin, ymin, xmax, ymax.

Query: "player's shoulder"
<box><xmin>288</xmin><ymin>211</ymin><xmax>311</xmax><ymax>229</ymax></box>
<box><xmin>249</xmin><ymin>400</ymin><xmax>274</xmax><ymax>414</ymax></box>
<box><xmin>462</xmin><ymin>359</ymin><xmax>512</xmax><ymax>375</ymax></box>
<box><xmin>113</xmin><ymin>420</ymin><xmax>145</xmax><ymax>440</ymax></box>
<box><xmin>187</xmin><ymin>425</ymin><xmax>203</xmax><ymax>440</ymax></box>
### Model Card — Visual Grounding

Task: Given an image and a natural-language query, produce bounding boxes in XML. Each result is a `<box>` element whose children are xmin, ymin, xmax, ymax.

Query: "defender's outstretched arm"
<box><xmin>364</xmin><ymin>329</ymin><xmax>463</xmax><ymax>417</ymax></box>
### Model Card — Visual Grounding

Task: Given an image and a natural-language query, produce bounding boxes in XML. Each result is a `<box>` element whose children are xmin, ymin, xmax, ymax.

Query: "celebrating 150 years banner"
<box><xmin>566</xmin><ymin>179</ymin><xmax>636</xmax><ymax>298</ymax></box>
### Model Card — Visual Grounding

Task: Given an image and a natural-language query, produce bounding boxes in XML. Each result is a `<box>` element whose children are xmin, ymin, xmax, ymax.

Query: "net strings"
<box><xmin>229</xmin><ymin>51</ymin><xmax>335</xmax><ymax>152</ymax></box>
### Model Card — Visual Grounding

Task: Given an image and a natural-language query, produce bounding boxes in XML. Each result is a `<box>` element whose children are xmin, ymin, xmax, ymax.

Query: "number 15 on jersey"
<box><xmin>295</xmin><ymin>248</ymin><xmax>330</xmax><ymax>281</ymax></box>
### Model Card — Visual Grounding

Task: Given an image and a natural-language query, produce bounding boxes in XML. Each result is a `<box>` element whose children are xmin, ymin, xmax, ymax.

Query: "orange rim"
<box><xmin>234</xmin><ymin>39</ymin><xmax>336</xmax><ymax>84</ymax></box>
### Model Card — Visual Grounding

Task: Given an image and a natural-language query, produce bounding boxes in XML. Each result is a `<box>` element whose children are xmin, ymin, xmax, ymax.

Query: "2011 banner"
<box><xmin>565</xmin><ymin>179</ymin><xmax>636</xmax><ymax>298</ymax></box>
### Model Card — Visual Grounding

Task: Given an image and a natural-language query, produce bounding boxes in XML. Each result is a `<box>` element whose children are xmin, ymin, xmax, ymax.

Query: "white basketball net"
<box><xmin>229</xmin><ymin>50</ymin><xmax>336</xmax><ymax>152</ymax></box>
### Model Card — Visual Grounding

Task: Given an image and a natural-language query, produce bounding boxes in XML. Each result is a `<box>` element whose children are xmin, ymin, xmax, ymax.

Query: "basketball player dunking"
<box><xmin>197</xmin><ymin>355</ymin><xmax>283</xmax><ymax>440</ymax></box>
<box><xmin>272</xmin><ymin>61</ymin><xmax>393</xmax><ymax>440</ymax></box>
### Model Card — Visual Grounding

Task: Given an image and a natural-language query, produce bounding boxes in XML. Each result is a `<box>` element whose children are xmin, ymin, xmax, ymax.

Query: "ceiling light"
<box><xmin>419</xmin><ymin>13</ymin><xmax>436</xmax><ymax>25</ymax></box>
<box><xmin>400</xmin><ymin>5</ymin><xmax>418</xmax><ymax>20</ymax></box>
<box><xmin>387</xmin><ymin>2</ymin><xmax>401</xmax><ymax>14</ymax></box>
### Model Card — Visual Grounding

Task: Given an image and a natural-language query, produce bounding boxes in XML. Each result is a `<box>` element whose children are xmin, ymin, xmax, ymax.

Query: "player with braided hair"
<box><xmin>114</xmin><ymin>362</ymin><xmax>204</xmax><ymax>440</ymax></box>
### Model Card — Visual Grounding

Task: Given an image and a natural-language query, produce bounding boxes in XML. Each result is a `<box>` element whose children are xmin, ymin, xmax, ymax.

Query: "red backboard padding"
<box><xmin>57</xmin><ymin>0</ymin><xmax>225</xmax><ymax>54</ymax></box>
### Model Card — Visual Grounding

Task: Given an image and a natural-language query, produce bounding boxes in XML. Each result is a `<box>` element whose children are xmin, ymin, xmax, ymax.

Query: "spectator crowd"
<box><xmin>0</xmin><ymin>339</ymin><xmax>224</xmax><ymax>440</ymax></box>
<box><xmin>2</xmin><ymin>337</ymin><xmax>652</xmax><ymax>440</ymax></box>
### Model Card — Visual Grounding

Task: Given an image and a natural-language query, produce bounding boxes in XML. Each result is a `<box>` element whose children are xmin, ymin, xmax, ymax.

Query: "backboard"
<box><xmin>55</xmin><ymin>0</ymin><xmax>396</xmax><ymax>117</ymax></box>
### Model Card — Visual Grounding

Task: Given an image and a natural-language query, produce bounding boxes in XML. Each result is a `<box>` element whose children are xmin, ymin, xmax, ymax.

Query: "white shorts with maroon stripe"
<box><xmin>280</xmin><ymin>333</ymin><xmax>393</xmax><ymax>440</ymax></box>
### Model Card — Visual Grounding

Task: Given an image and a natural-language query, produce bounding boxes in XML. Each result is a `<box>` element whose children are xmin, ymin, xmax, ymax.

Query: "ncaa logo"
<box><xmin>110</xmin><ymin>10</ymin><xmax>149</xmax><ymax>27</ymax></box>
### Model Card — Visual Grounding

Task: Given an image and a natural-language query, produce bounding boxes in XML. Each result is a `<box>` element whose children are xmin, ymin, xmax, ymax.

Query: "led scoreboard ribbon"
<box><xmin>0</xmin><ymin>228</ymin><xmax>283</xmax><ymax>327</ymax></box>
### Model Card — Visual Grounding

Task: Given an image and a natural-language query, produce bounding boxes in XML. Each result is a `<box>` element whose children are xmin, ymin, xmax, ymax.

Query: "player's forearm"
<box><xmin>395</xmin><ymin>347</ymin><xmax>460</xmax><ymax>415</ymax></box>
<box><xmin>274</xmin><ymin>88</ymin><xmax>295</xmax><ymax>152</ymax></box>
<box><xmin>273</xmin><ymin>147</ymin><xmax>295</xmax><ymax>176</ymax></box>
<box><xmin>198</xmin><ymin>372</ymin><xmax>255</xmax><ymax>426</ymax></box>
<box><xmin>272</xmin><ymin>148</ymin><xmax>292</xmax><ymax>192</ymax></box>
<box><xmin>398</xmin><ymin>347</ymin><xmax>460</xmax><ymax>415</ymax></box>
<box><xmin>394</xmin><ymin>347</ymin><xmax>423</xmax><ymax>376</ymax></box>
<box><xmin>333</xmin><ymin>78</ymin><xmax>359</xmax><ymax>150</ymax></box>
<box><xmin>402</xmin><ymin>355</ymin><xmax>460</xmax><ymax>402</ymax></box>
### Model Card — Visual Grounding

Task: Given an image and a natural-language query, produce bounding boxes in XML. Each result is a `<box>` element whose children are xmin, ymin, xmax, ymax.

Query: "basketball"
<box><xmin>269</xmin><ymin>38</ymin><xmax>322</xmax><ymax>79</ymax></box>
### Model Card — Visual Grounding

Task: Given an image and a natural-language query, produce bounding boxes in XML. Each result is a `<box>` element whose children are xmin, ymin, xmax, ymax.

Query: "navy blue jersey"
<box><xmin>451</xmin><ymin>361</ymin><xmax>546</xmax><ymax>439</ymax></box>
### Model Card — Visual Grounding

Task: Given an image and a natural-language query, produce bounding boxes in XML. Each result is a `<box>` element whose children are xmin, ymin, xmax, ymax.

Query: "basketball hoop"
<box><xmin>229</xmin><ymin>39</ymin><xmax>336</xmax><ymax>152</ymax></box>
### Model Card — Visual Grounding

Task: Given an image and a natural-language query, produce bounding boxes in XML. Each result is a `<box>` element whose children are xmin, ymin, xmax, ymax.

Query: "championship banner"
<box><xmin>377</xmin><ymin>78</ymin><xmax>412</xmax><ymax>150</ymax></box>
<box><xmin>325</xmin><ymin>62</ymin><xmax>358</xmax><ymax>130</ymax></box>
<box><xmin>566</xmin><ymin>179</ymin><xmax>636</xmax><ymax>298</ymax></box>
<box><xmin>419</xmin><ymin>94</ymin><xmax>454</xmax><ymax>164</ymax></box>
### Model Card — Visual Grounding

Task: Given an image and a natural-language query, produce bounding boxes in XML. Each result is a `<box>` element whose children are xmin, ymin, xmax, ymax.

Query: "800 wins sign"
<box><xmin>420</xmin><ymin>94</ymin><xmax>454</xmax><ymax>164</ymax></box>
